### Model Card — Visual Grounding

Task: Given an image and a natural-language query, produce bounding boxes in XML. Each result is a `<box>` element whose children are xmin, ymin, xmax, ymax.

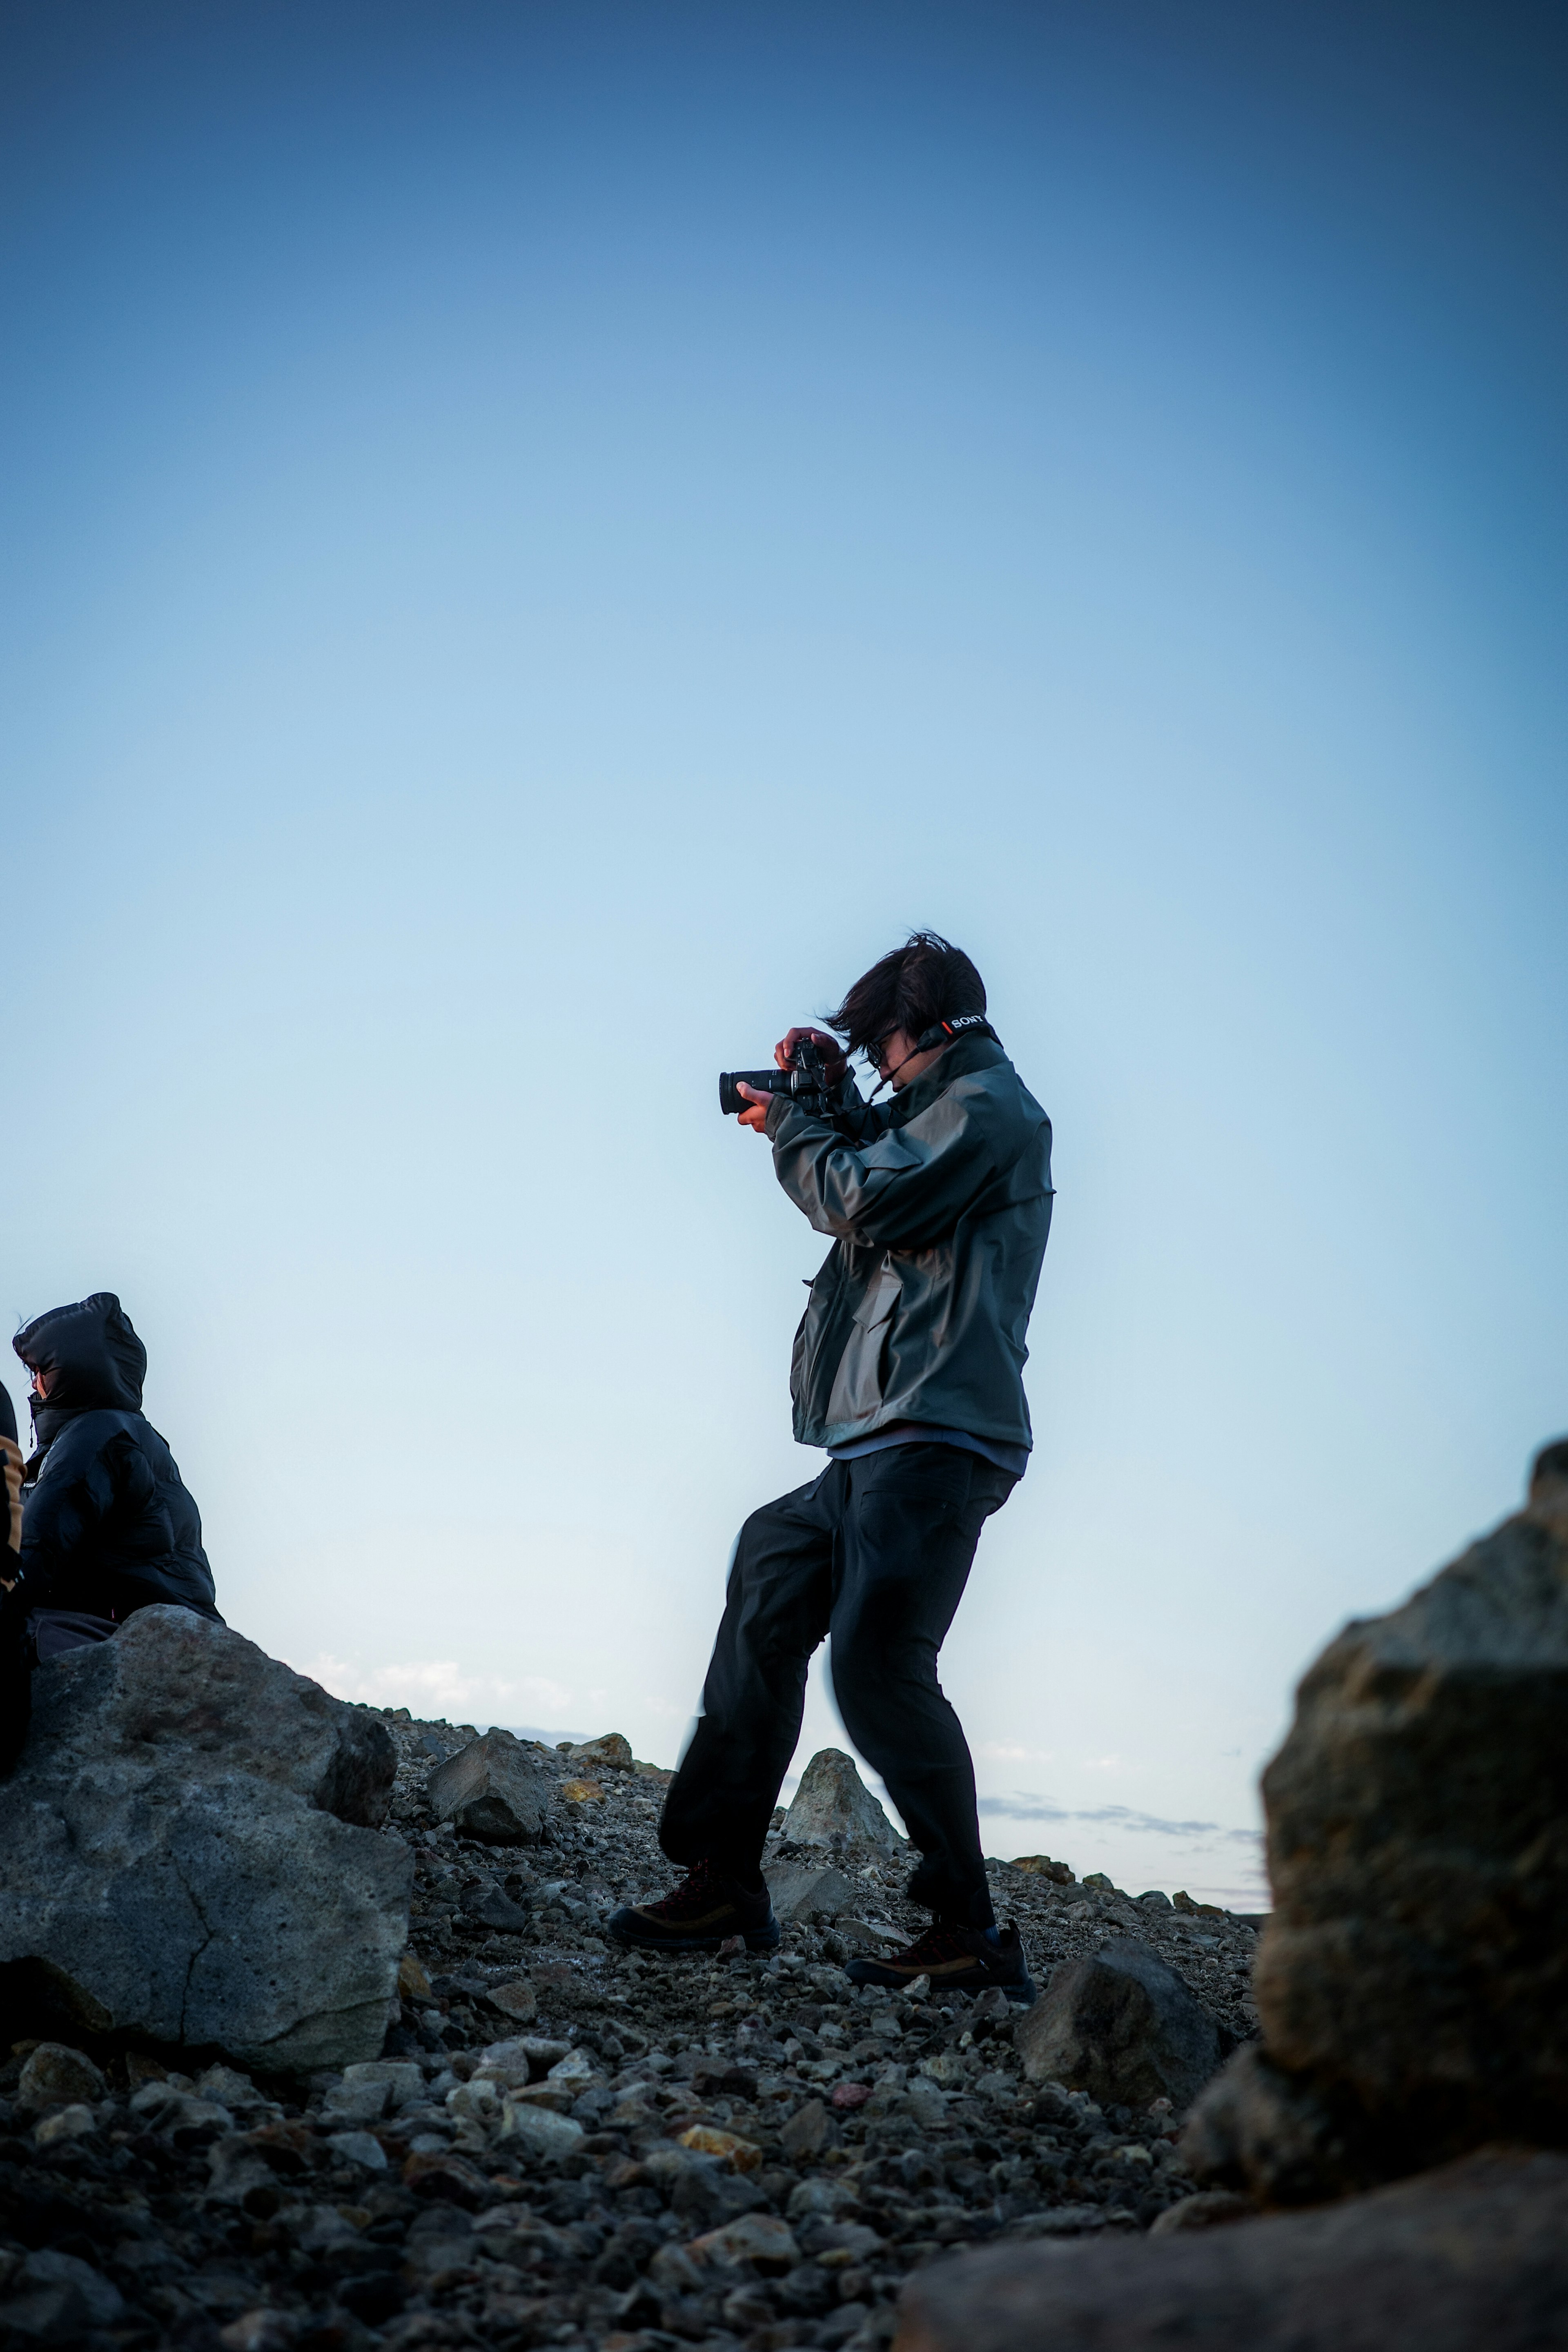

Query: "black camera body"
<box><xmin>718</xmin><ymin>1037</ymin><xmax>835</xmax><ymax>1118</ymax></box>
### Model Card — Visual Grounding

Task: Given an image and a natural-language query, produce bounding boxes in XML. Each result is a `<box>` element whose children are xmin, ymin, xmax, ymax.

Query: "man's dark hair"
<box><xmin>826</xmin><ymin>932</ymin><xmax>987</xmax><ymax>1056</ymax></box>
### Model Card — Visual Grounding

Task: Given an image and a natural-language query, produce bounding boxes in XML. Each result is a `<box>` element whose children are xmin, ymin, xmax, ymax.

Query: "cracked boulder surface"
<box><xmin>0</xmin><ymin>1608</ymin><xmax>410</xmax><ymax>2073</ymax></box>
<box><xmin>0</xmin><ymin>1712</ymin><xmax>1263</xmax><ymax>2350</ymax></box>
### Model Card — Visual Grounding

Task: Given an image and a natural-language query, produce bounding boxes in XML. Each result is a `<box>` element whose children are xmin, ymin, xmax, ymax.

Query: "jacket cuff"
<box><xmin>764</xmin><ymin>1096</ymin><xmax>795</xmax><ymax>1143</ymax></box>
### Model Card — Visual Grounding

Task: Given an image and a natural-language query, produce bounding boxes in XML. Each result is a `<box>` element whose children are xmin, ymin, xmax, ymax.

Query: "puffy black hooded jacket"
<box><xmin>12</xmin><ymin>1294</ymin><xmax>219</xmax><ymax>1623</ymax></box>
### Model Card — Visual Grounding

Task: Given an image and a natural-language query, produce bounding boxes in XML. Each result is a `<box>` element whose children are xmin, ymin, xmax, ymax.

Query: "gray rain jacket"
<box><xmin>764</xmin><ymin>1032</ymin><xmax>1054</xmax><ymax>1454</ymax></box>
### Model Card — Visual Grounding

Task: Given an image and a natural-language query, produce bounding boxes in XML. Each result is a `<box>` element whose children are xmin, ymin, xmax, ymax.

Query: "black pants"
<box><xmin>660</xmin><ymin>1444</ymin><xmax>1015</xmax><ymax>1927</ymax></box>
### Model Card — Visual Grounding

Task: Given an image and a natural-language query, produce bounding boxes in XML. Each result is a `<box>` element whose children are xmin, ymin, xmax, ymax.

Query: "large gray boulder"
<box><xmin>0</xmin><ymin>1606</ymin><xmax>411</xmax><ymax>2073</ymax></box>
<box><xmin>1186</xmin><ymin>1440</ymin><xmax>1568</xmax><ymax>2201</ymax></box>
<box><xmin>893</xmin><ymin>2146</ymin><xmax>1568</xmax><ymax>2352</ymax></box>
<box><xmin>1015</xmin><ymin>1940</ymin><xmax>1225</xmax><ymax>2112</ymax></box>
<box><xmin>428</xmin><ymin>1728</ymin><xmax>549</xmax><ymax>1843</ymax></box>
<box><xmin>782</xmin><ymin>1748</ymin><xmax>899</xmax><ymax>1853</ymax></box>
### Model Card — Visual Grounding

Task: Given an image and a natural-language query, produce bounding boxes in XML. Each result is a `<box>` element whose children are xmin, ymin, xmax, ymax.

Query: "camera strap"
<box><xmin>913</xmin><ymin>1013</ymin><xmax>997</xmax><ymax>1055</ymax></box>
<box><xmin>869</xmin><ymin>1013</ymin><xmax>999</xmax><ymax>1097</ymax></box>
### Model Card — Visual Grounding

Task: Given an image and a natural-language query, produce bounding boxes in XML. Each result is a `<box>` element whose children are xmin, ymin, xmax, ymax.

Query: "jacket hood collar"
<box><xmin>886</xmin><ymin>1030</ymin><xmax>1006</xmax><ymax>1125</ymax></box>
<box><xmin>14</xmin><ymin>1293</ymin><xmax>145</xmax><ymax>1451</ymax></box>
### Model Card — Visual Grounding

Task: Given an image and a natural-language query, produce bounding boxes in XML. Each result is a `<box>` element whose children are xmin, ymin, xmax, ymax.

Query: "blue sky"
<box><xmin>4</xmin><ymin>1</ymin><xmax>1564</xmax><ymax>1902</ymax></box>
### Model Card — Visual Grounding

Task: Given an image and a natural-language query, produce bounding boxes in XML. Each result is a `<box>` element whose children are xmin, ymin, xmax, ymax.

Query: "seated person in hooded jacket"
<box><xmin>10</xmin><ymin>1292</ymin><xmax>220</xmax><ymax>1647</ymax></box>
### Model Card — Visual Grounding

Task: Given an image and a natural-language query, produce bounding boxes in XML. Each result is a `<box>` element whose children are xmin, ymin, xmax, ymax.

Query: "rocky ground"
<box><xmin>0</xmin><ymin>1715</ymin><xmax>1264</xmax><ymax>2352</ymax></box>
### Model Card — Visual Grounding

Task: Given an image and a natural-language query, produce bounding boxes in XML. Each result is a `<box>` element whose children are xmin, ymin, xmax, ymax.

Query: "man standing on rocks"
<box><xmin>609</xmin><ymin>933</ymin><xmax>1053</xmax><ymax>1998</ymax></box>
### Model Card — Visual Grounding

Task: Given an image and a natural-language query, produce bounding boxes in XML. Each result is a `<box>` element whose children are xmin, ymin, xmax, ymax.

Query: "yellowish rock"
<box><xmin>566</xmin><ymin>1733</ymin><xmax>634</xmax><ymax>1774</ymax></box>
<box><xmin>397</xmin><ymin>1953</ymin><xmax>433</xmax><ymax>2002</ymax></box>
<box><xmin>561</xmin><ymin>1779</ymin><xmax>606</xmax><ymax>1804</ymax></box>
<box><xmin>677</xmin><ymin>2125</ymin><xmax>762</xmax><ymax>2171</ymax></box>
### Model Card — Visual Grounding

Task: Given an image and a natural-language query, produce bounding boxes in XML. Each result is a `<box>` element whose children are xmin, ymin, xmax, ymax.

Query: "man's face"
<box><xmin>28</xmin><ymin>1365</ymin><xmax>53</xmax><ymax>1401</ymax></box>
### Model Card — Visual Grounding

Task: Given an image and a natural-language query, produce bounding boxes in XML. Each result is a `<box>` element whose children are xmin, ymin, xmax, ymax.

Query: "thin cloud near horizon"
<box><xmin>978</xmin><ymin>1792</ymin><xmax>1261</xmax><ymax>1848</ymax></box>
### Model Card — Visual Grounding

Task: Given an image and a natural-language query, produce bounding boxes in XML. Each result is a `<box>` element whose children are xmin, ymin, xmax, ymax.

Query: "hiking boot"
<box><xmin>843</xmin><ymin>1921</ymin><xmax>1036</xmax><ymax>2002</ymax></box>
<box><xmin>607</xmin><ymin>1859</ymin><xmax>780</xmax><ymax>1954</ymax></box>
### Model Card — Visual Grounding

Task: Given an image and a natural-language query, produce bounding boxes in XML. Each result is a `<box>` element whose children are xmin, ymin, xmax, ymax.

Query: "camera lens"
<box><xmin>718</xmin><ymin>1070</ymin><xmax>782</xmax><ymax>1116</ymax></box>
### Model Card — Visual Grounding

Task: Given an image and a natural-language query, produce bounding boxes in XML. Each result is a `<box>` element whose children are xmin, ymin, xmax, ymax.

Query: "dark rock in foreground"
<box><xmin>0</xmin><ymin>1606</ymin><xmax>410</xmax><ymax>2071</ymax></box>
<box><xmin>1187</xmin><ymin>1439</ymin><xmax>1568</xmax><ymax>2202</ymax></box>
<box><xmin>1016</xmin><ymin>1941</ymin><xmax>1227</xmax><ymax>2111</ymax></box>
<box><xmin>895</xmin><ymin>2145</ymin><xmax>1568</xmax><ymax>2352</ymax></box>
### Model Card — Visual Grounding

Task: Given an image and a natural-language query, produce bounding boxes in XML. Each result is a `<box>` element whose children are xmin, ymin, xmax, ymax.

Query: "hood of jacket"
<box><xmin>14</xmin><ymin>1292</ymin><xmax>147</xmax><ymax>1457</ymax></box>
